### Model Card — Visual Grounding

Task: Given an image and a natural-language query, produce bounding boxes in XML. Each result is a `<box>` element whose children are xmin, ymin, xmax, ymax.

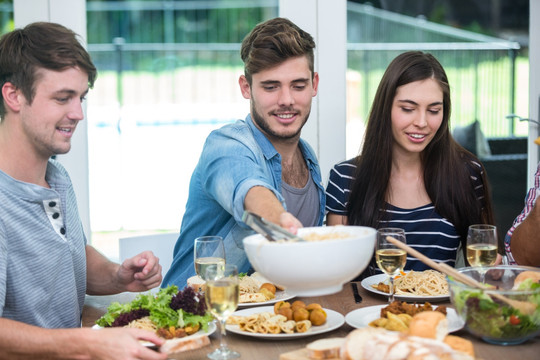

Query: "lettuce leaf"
<box><xmin>95</xmin><ymin>285</ymin><xmax>213</xmax><ymax>332</ymax></box>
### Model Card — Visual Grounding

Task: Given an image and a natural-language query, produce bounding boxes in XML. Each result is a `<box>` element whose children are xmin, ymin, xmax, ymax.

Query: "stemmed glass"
<box><xmin>466</xmin><ymin>224</ymin><xmax>498</xmax><ymax>282</ymax></box>
<box><xmin>375</xmin><ymin>228</ymin><xmax>407</xmax><ymax>303</ymax></box>
<box><xmin>205</xmin><ymin>264</ymin><xmax>240</xmax><ymax>360</ymax></box>
<box><xmin>194</xmin><ymin>236</ymin><xmax>226</xmax><ymax>281</ymax></box>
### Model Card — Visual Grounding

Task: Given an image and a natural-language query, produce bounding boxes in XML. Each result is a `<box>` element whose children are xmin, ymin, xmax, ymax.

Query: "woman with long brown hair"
<box><xmin>326</xmin><ymin>51</ymin><xmax>494</xmax><ymax>275</ymax></box>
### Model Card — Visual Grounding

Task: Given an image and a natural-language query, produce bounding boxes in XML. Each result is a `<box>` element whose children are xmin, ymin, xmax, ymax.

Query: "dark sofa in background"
<box><xmin>482</xmin><ymin>137</ymin><xmax>528</xmax><ymax>243</ymax></box>
<box><xmin>453</xmin><ymin>121</ymin><xmax>528</xmax><ymax>246</ymax></box>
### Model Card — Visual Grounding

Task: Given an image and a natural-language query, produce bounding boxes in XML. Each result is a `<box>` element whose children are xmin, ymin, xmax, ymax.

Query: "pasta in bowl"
<box><xmin>243</xmin><ymin>226</ymin><xmax>376</xmax><ymax>296</ymax></box>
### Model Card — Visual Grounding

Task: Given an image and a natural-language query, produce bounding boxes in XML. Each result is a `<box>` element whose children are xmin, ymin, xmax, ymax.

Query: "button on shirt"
<box><xmin>162</xmin><ymin>115</ymin><xmax>325</xmax><ymax>288</ymax></box>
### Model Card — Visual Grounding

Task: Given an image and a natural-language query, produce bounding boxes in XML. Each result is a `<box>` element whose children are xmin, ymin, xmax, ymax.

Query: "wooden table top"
<box><xmin>83</xmin><ymin>282</ymin><xmax>540</xmax><ymax>360</ymax></box>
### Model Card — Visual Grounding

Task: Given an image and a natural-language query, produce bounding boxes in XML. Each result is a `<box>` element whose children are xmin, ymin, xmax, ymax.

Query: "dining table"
<box><xmin>83</xmin><ymin>281</ymin><xmax>540</xmax><ymax>360</ymax></box>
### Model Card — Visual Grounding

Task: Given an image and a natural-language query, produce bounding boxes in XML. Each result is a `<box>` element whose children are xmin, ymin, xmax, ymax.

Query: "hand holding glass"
<box><xmin>376</xmin><ymin>228</ymin><xmax>407</xmax><ymax>303</ymax></box>
<box><xmin>194</xmin><ymin>236</ymin><xmax>225</xmax><ymax>281</ymax></box>
<box><xmin>205</xmin><ymin>264</ymin><xmax>240</xmax><ymax>360</ymax></box>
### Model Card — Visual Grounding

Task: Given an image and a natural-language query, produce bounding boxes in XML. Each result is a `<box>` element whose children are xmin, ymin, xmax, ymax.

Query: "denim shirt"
<box><xmin>162</xmin><ymin>115</ymin><xmax>325</xmax><ymax>287</ymax></box>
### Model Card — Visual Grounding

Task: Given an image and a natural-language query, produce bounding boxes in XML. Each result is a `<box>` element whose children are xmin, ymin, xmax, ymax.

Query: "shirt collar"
<box><xmin>245</xmin><ymin>114</ymin><xmax>317</xmax><ymax>166</ymax></box>
<box><xmin>245</xmin><ymin>114</ymin><xmax>279</xmax><ymax>160</ymax></box>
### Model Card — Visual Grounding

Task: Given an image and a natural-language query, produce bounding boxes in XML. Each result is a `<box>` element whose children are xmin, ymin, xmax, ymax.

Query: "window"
<box><xmin>86</xmin><ymin>0</ymin><xmax>278</xmax><ymax>259</ymax></box>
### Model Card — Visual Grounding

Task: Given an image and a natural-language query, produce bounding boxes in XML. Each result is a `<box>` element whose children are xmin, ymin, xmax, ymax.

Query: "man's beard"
<box><xmin>250</xmin><ymin>101</ymin><xmax>309</xmax><ymax>141</ymax></box>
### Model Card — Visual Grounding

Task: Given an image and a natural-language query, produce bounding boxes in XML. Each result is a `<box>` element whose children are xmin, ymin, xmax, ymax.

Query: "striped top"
<box><xmin>326</xmin><ymin>158</ymin><xmax>485</xmax><ymax>275</ymax></box>
<box><xmin>0</xmin><ymin>160</ymin><xmax>87</xmax><ymax>328</ymax></box>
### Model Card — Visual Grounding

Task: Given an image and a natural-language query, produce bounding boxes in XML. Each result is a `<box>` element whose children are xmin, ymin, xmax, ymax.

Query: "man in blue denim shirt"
<box><xmin>163</xmin><ymin>17</ymin><xmax>326</xmax><ymax>287</ymax></box>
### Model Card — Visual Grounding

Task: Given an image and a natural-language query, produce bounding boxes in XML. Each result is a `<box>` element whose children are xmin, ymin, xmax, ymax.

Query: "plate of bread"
<box><xmin>281</xmin><ymin>310</ymin><xmax>473</xmax><ymax>360</ymax></box>
<box><xmin>361</xmin><ymin>270</ymin><xmax>450</xmax><ymax>302</ymax></box>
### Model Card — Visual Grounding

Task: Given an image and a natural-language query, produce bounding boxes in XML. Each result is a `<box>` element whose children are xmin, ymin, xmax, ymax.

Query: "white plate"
<box><xmin>361</xmin><ymin>274</ymin><xmax>449</xmax><ymax>302</ymax></box>
<box><xmin>238</xmin><ymin>290</ymin><xmax>296</xmax><ymax>308</ymax></box>
<box><xmin>345</xmin><ymin>305</ymin><xmax>464</xmax><ymax>333</ymax></box>
<box><xmin>92</xmin><ymin>321</ymin><xmax>216</xmax><ymax>347</ymax></box>
<box><xmin>237</xmin><ymin>272</ymin><xmax>296</xmax><ymax>307</ymax></box>
<box><xmin>226</xmin><ymin>306</ymin><xmax>344</xmax><ymax>340</ymax></box>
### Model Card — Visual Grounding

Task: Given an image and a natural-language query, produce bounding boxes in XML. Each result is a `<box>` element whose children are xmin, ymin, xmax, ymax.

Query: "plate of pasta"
<box><xmin>361</xmin><ymin>270</ymin><xmax>450</xmax><ymax>302</ymax></box>
<box><xmin>226</xmin><ymin>306</ymin><xmax>345</xmax><ymax>340</ymax></box>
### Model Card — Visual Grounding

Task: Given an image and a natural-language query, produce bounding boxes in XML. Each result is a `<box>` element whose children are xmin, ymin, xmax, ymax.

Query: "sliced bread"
<box><xmin>306</xmin><ymin>337</ymin><xmax>345</xmax><ymax>359</ymax></box>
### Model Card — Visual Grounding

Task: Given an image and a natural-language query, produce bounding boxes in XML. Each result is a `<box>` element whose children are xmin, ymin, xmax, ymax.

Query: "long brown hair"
<box><xmin>347</xmin><ymin>51</ymin><xmax>494</xmax><ymax>241</ymax></box>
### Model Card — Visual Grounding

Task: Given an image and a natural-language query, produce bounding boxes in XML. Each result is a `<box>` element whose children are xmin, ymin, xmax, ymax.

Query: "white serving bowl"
<box><xmin>242</xmin><ymin>226</ymin><xmax>376</xmax><ymax>296</ymax></box>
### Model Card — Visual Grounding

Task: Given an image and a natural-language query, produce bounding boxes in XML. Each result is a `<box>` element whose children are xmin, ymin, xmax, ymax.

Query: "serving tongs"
<box><xmin>385</xmin><ymin>236</ymin><xmax>537</xmax><ymax>316</ymax></box>
<box><xmin>242</xmin><ymin>210</ymin><xmax>305</xmax><ymax>242</ymax></box>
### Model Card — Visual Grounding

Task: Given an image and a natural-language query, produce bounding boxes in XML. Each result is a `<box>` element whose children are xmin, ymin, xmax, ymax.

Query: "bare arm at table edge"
<box><xmin>510</xmin><ymin>201</ymin><xmax>540</xmax><ymax>266</ymax></box>
<box><xmin>86</xmin><ymin>245</ymin><xmax>162</xmax><ymax>295</ymax></box>
<box><xmin>326</xmin><ymin>213</ymin><xmax>348</xmax><ymax>226</ymax></box>
<box><xmin>0</xmin><ymin>318</ymin><xmax>167</xmax><ymax>360</ymax></box>
<box><xmin>244</xmin><ymin>185</ymin><xmax>302</xmax><ymax>233</ymax></box>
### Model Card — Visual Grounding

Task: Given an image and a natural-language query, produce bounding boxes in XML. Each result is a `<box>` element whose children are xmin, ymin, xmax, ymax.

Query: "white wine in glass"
<box><xmin>194</xmin><ymin>236</ymin><xmax>225</xmax><ymax>281</ymax></box>
<box><xmin>376</xmin><ymin>228</ymin><xmax>407</xmax><ymax>303</ymax></box>
<box><xmin>205</xmin><ymin>264</ymin><xmax>240</xmax><ymax>360</ymax></box>
<box><xmin>466</xmin><ymin>224</ymin><xmax>497</xmax><ymax>282</ymax></box>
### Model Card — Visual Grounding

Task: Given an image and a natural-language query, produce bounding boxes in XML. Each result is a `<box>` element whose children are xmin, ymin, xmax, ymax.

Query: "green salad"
<box><xmin>452</xmin><ymin>278</ymin><xmax>540</xmax><ymax>339</ymax></box>
<box><xmin>96</xmin><ymin>285</ymin><xmax>214</xmax><ymax>332</ymax></box>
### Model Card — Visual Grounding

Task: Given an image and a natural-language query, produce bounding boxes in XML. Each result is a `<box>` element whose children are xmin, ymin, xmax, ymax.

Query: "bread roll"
<box><xmin>340</xmin><ymin>328</ymin><xmax>387</xmax><ymax>360</ymax></box>
<box><xmin>187</xmin><ymin>275</ymin><xmax>206</xmax><ymax>292</ymax></box>
<box><xmin>306</xmin><ymin>337</ymin><xmax>345</xmax><ymax>359</ymax></box>
<box><xmin>260</xmin><ymin>282</ymin><xmax>277</xmax><ymax>295</ymax></box>
<box><xmin>250</xmin><ymin>272</ymin><xmax>285</xmax><ymax>291</ymax></box>
<box><xmin>444</xmin><ymin>335</ymin><xmax>475</xmax><ymax>357</ymax></box>
<box><xmin>340</xmin><ymin>327</ymin><xmax>474</xmax><ymax>360</ymax></box>
<box><xmin>512</xmin><ymin>270</ymin><xmax>540</xmax><ymax>289</ymax></box>
<box><xmin>159</xmin><ymin>334</ymin><xmax>210</xmax><ymax>354</ymax></box>
<box><xmin>408</xmin><ymin>311</ymin><xmax>448</xmax><ymax>341</ymax></box>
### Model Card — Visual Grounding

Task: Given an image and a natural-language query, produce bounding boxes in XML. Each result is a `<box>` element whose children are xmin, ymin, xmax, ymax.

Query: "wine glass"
<box><xmin>466</xmin><ymin>224</ymin><xmax>498</xmax><ymax>282</ymax></box>
<box><xmin>375</xmin><ymin>228</ymin><xmax>407</xmax><ymax>303</ymax></box>
<box><xmin>205</xmin><ymin>264</ymin><xmax>240</xmax><ymax>360</ymax></box>
<box><xmin>194</xmin><ymin>236</ymin><xmax>226</xmax><ymax>281</ymax></box>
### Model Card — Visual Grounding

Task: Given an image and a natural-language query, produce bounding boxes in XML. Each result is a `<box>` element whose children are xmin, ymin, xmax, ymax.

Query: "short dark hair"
<box><xmin>0</xmin><ymin>22</ymin><xmax>97</xmax><ymax>119</ymax></box>
<box><xmin>240</xmin><ymin>17</ymin><xmax>315</xmax><ymax>85</ymax></box>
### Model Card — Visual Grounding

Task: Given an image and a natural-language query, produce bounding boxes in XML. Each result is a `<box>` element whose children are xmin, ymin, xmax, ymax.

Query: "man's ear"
<box><xmin>2</xmin><ymin>82</ymin><xmax>22</xmax><ymax>113</ymax></box>
<box><xmin>311</xmin><ymin>72</ymin><xmax>319</xmax><ymax>97</ymax></box>
<box><xmin>238</xmin><ymin>75</ymin><xmax>251</xmax><ymax>100</ymax></box>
